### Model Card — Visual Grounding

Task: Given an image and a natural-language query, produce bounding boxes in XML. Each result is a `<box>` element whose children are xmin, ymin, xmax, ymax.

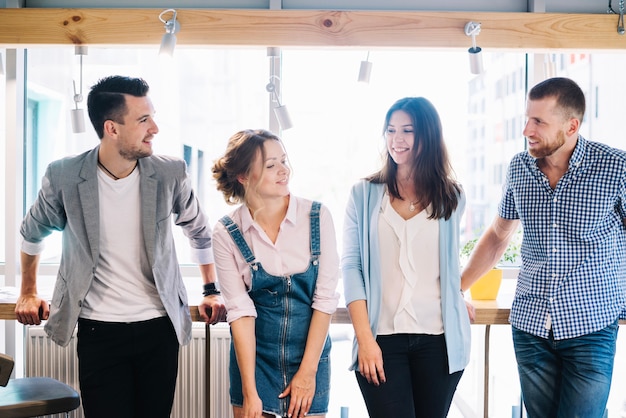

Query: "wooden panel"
<box><xmin>0</xmin><ymin>9</ymin><xmax>625</xmax><ymax>49</ymax></box>
<box><xmin>0</xmin><ymin>303</ymin><xmax>16</xmax><ymax>321</ymax></box>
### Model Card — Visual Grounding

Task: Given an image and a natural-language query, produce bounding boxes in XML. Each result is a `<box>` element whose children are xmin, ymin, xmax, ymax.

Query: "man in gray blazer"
<box><xmin>15</xmin><ymin>75</ymin><xmax>225</xmax><ymax>418</ymax></box>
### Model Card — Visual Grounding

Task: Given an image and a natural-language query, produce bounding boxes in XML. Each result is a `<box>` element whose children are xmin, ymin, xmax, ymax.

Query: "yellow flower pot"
<box><xmin>469</xmin><ymin>268</ymin><xmax>503</xmax><ymax>300</ymax></box>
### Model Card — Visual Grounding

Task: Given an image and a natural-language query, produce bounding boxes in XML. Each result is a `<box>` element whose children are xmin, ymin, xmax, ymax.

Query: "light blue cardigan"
<box><xmin>341</xmin><ymin>180</ymin><xmax>471</xmax><ymax>373</ymax></box>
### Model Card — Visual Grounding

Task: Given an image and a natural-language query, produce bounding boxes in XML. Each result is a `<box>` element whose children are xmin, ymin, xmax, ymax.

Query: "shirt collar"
<box><xmin>568</xmin><ymin>135</ymin><xmax>586</xmax><ymax>169</ymax></box>
<box><xmin>283</xmin><ymin>194</ymin><xmax>298</xmax><ymax>225</ymax></box>
<box><xmin>238</xmin><ymin>194</ymin><xmax>296</xmax><ymax>232</ymax></box>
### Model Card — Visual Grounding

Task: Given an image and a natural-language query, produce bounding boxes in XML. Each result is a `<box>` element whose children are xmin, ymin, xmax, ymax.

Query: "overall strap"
<box><xmin>310</xmin><ymin>201</ymin><xmax>321</xmax><ymax>258</ymax></box>
<box><xmin>218</xmin><ymin>215</ymin><xmax>257</xmax><ymax>265</ymax></box>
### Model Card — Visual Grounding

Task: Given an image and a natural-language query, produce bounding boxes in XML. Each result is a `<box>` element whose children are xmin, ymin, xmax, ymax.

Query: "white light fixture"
<box><xmin>267</xmin><ymin>47</ymin><xmax>293</xmax><ymax>131</ymax></box>
<box><xmin>266</xmin><ymin>80</ymin><xmax>293</xmax><ymax>130</ymax></box>
<box><xmin>357</xmin><ymin>51</ymin><xmax>372</xmax><ymax>83</ymax></box>
<box><xmin>71</xmin><ymin>46</ymin><xmax>87</xmax><ymax>134</ymax></box>
<box><xmin>159</xmin><ymin>9</ymin><xmax>180</xmax><ymax>57</ymax></box>
<box><xmin>464</xmin><ymin>21</ymin><xmax>484</xmax><ymax>75</ymax></box>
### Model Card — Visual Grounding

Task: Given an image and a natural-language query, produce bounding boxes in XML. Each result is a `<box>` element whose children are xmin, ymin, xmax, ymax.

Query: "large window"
<box><xmin>25</xmin><ymin>47</ymin><xmax>268</xmax><ymax>263</ymax></box>
<box><xmin>25</xmin><ymin>47</ymin><xmax>530</xmax><ymax>262</ymax></box>
<box><xmin>18</xmin><ymin>47</ymin><xmax>626</xmax><ymax>417</ymax></box>
<box><xmin>281</xmin><ymin>49</ymin><xmax>486</xmax><ymax>247</ymax></box>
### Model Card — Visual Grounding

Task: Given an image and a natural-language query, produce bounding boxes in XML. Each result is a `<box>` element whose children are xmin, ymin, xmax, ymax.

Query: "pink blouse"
<box><xmin>213</xmin><ymin>195</ymin><xmax>340</xmax><ymax>323</ymax></box>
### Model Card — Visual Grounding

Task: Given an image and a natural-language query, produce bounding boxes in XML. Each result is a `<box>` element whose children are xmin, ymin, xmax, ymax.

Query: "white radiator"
<box><xmin>25</xmin><ymin>323</ymin><xmax>233</xmax><ymax>418</ymax></box>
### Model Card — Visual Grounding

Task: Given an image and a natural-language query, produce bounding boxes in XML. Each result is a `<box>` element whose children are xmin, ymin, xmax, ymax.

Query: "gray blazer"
<box><xmin>20</xmin><ymin>146</ymin><xmax>212</xmax><ymax>347</ymax></box>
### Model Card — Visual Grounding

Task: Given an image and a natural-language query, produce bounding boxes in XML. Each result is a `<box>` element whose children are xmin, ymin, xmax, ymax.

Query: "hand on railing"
<box><xmin>465</xmin><ymin>300</ymin><xmax>476</xmax><ymax>323</ymax></box>
<box><xmin>199</xmin><ymin>295</ymin><xmax>227</xmax><ymax>324</ymax></box>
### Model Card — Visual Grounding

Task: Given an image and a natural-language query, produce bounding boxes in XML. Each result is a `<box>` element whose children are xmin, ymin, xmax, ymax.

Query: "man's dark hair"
<box><xmin>87</xmin><ymin>76</ymin><xmax>150</xmax><ymax>139</ymax></box>
<box><xmin>528</xmin><ymin>77</ymin><xmax>585</xmax><ymax>122</ymax></box>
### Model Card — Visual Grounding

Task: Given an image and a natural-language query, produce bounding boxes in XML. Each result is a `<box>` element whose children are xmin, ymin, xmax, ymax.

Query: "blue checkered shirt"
<box><xmin>500</xmin><ymin>136</ymin><xmax>626</xmax><ymax>340</ymax></box>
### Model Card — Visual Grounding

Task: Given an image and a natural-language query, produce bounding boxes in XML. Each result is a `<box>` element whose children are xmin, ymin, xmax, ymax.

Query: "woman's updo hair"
<box><xmin>212</xmin><ymin>129</ymin><xmax>281</xmax><ymax>205</ymax></box>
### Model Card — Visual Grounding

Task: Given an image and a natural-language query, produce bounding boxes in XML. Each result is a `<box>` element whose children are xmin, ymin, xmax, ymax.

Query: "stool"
<box><xmin>0</xmin><ymin>353</ymin><xmax>81</xmax><ymax>418</ymax></box>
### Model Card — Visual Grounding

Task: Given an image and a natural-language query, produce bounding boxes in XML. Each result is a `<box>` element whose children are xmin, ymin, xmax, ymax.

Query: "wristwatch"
<box><xmin>202</xmin><ymin>282</ymin><xmax>221</xmax><ymax>297</ymax></box>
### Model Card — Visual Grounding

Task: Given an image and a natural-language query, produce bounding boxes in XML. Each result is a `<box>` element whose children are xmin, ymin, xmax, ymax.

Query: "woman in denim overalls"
<box><xmin>212</xmin><ymin>129</ymin><xmax>340</xmax><ymax>418</ymax></box>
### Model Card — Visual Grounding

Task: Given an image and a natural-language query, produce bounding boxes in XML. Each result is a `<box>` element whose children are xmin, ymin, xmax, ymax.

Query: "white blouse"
<box><xmin>377</xmin><ymin>194</ymin><xmax>443</xmax><ymax>335</ymax></box>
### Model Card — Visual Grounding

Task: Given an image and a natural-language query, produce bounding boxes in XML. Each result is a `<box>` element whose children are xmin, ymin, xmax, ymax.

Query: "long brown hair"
<box><xmin>367</xmin><ymin>97</ymin><xmax>460</xmax><ymax>220</ymax></box>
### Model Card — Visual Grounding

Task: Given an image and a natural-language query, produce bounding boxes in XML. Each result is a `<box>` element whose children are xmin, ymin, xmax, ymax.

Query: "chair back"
<box><xmin>0</xmin><ymin>353</ymin><xmax>15</xmax><ymax>387</ymax></box>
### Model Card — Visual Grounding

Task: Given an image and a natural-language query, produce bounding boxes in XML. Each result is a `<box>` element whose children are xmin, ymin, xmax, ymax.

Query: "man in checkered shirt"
<box><xmin>461</xmin><ymin>77</ymin><xmax>626</xmax><ymax>418</ymax></box>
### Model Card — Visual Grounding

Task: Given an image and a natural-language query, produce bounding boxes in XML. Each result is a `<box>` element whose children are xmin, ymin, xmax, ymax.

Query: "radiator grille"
<box><xmin>25</xmin><ymin>323</ymin><xmax>232</xmax><ymax>418</ymax></box>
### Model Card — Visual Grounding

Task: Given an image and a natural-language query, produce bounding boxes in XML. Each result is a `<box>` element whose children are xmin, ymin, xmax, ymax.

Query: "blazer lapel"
<box><xmin>78</xmin><ymin>147</ymin><xmax>100</xmax><ymax>263</ymax></box>
<box><xmin>139</xmin><ymin>159</ymin><xmax>158</xmax><ymax>267</ymax></box>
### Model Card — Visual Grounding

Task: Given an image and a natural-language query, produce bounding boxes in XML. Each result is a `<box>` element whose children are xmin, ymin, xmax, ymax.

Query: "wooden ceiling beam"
<box><xmin>0</xmin><ymin>9</ymin><xmax>624</xmax><ymax>50</ymax></box>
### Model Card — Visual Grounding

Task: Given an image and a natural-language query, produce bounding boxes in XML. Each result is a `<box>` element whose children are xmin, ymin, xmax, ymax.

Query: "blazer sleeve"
<box><xmin>170</xmin><ymin>160</ymin><xmax>214</xmax><ymax>264</ymax></box>
<box><xmin>21</xmin><ymin>163</ymin><xmax>68</xmax><ymax>245</ymax></box>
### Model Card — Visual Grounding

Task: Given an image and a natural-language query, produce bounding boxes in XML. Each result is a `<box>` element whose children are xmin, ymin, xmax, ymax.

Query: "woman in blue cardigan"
<box><xmin>341</xmin><ymin>97</ymin><xmax>471</xmax><ymax>418</ymax></box>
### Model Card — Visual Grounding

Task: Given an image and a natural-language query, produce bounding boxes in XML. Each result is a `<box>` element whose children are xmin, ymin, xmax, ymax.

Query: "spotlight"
<box><xmin>71</xmin><ymin>46</ymin><xmax>87</xmax><ymax>134</ymax></box>
<box><xmin>464</xmin><ymin>21</ymin><xmax>483</xmax><ymax>75</ymax></box>
<box><xmin>71</xmin><ymin>108</ymin><xmax>85</xmax><ymax>134</ymax></box>
<box><xmin>357</xmin><ymin>51</ymin><xmax>372</xmax><ymax>83</ymax></box>
<box><xmin>159</xmin><ymin>9</ymin><xmax>180</xmax><ymax>57</ymax></box>
<box><xmin>266</xmin><ymin>81</ymin><xmax>293</xmax><ymax>131</ymax></box>
<box><xmin>267</xmin><ymin>47</ymin><xmax>293</xmax><ymax>131</ymax></box>
<box><xmin>274</xmin><ymin>104</ymin><xmax>293</xmax><ymax>131</ymax></box>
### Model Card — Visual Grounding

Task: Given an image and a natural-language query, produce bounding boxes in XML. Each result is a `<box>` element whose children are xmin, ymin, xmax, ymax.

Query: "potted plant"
<box><xmin>460</xmin><ymin>229</ymin><xmax>522</xmax><ymax>300</ymax></box>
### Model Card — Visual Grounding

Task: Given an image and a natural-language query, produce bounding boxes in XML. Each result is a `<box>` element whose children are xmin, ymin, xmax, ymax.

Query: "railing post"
<box><xmin>205</xmin><ymin>323</ymin><xmax>211</xmax><ymax>418</ymax></box>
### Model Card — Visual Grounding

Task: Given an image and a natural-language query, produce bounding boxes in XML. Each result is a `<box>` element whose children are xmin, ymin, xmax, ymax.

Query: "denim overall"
<box><xmin>219</xmin><ymin>202</ymin><xmax>331</xmax><ymax>417</ymax></box>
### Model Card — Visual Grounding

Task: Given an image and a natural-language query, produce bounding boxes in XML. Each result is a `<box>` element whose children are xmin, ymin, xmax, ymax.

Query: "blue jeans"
<box><xmin>355</xmin><ymin>333</ymin><xmax>463</xmax><ymax>418</ymax></box>
<box><xmin>512</xmin><ymin>321</ymin><xmax>618</xmax><ymax>418</ymax></box>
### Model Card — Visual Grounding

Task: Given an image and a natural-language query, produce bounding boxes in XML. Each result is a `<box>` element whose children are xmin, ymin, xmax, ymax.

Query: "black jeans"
<box><xmin>355</xmin><ymin>333</ymin><xmax>463</xmax><ymax>418</ymax></box>
<box><xmin>77</xmin><ymin>316</ymin><xmax>180</xmax><ymax>418</ymax></box>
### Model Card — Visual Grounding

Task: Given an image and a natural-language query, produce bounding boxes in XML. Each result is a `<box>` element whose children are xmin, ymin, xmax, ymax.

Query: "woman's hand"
<box><xmin>357</xmin><ymin>337</ymin><xmax>386</xmax><ymax>386</ymax></box>
<box><xmin>241</xmin><ymin>393</ymin><xmax>264</xmax><ymax>418</ymax></box>
<box><xmin>279</xmin><ymin>369</ymin><xmax>316</xmax><ymax>418</ymax></box>
<box><xmin>465</xmin><ymin>299</ymin><xmax>476</xmax><ymax>323</ymax></box>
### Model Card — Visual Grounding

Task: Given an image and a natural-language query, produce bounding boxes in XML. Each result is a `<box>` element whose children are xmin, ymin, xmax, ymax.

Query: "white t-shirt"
<box><xmin>80</xmin><ymin>166</ymin><xmax>166</xmax><ymax>321</ymax></box>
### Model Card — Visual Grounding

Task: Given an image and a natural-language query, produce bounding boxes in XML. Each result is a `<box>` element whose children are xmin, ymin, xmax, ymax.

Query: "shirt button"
<box><xmin>553</xmin><ymin>197</ymin><xmax>558</xmax><ymax>202</ymax></box>
<box><xmin>553</xmin><ymin>247</ymin><xmax>558</xmax><ymax>252</ymax></box>
<box><xmin>553</xmin><ymin>223</ymin><xmax>558</xmax><ymax>228</ymax></box>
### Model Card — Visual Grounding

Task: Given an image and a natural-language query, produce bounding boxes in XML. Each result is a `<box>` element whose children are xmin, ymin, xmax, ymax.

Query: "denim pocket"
<box><xmin>314</xmin><ymin>355</ymin><xmax>331</xmax><ymax>397</ymax></box>
<box><xmin>249</xmin><ymin>288</ymin><xmax>279</xmax><ymax>307</ymax></box>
